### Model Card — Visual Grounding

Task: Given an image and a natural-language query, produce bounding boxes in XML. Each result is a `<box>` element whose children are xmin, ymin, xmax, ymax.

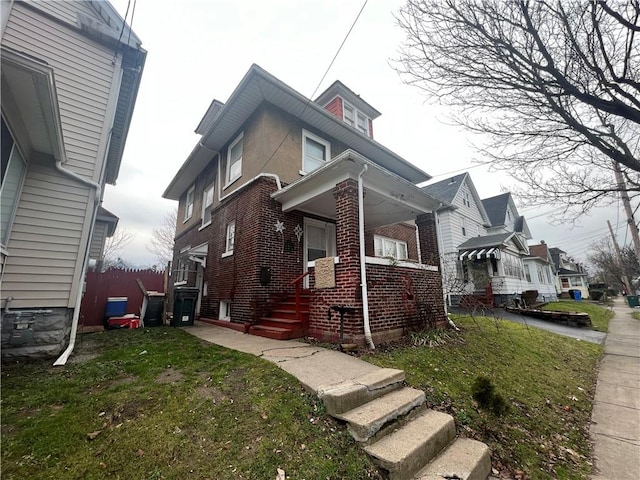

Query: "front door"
<box><xmin>303</xmin><ymin>218</ymin><xmax>336</xmax><ymax>287</ymax></box>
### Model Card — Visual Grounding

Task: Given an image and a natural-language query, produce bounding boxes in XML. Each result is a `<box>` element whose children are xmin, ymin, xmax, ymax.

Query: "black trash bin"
<box><xmin>142</xmin><ymin>292</ymin><xmax>165</xmax><ymax>327</ymax></box>
<box><xmin>172</xmin><ymin>287</ymin><xmax>199</xmax><ymax>327</ymax></box>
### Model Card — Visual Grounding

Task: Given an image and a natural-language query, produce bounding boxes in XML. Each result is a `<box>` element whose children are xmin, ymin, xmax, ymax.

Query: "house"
<box><xmin>163</xmin><ymin>65</ymin><xmax>448</xmax><ymax>345</ymax></box>
<box><xmin>549</xmin><ymin>247</ymin><xmax>590</xmax><ymax>299</ymax></box>
<box><xmin>1</xmin><ymin>1</ymin><xmax>146</xmax><ymax>360</ymax></box>
<box><xmin>91</xmin><ymin>206</ymin><xmax>119</xmax><ymax>271</ymax></box>
<box><xmin>422</xmin><ymin>174</ymin><xmax>532</xmax><ymax>306</ymax></box>
<box><xmin>523</xmin><ymin>242</ymin><xmax>558</xmax><ymax>303</ymax></box>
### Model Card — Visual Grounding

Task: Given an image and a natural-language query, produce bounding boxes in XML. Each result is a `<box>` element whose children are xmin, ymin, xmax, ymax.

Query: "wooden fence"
<box><xmin>79</xmin><ymin>268</ymin><xmax>165</xmax><ymax>329</ymax></box>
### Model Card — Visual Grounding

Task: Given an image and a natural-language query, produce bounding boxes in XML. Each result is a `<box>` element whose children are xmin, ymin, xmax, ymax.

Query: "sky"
<box><xmin>104</xmin><ymin>0</ymin><xmax>630</xmax><ymax>268</ymax></box>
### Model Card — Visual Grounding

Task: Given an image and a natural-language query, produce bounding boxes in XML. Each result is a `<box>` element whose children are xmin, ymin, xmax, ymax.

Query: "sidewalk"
<box><xmin>186</xmin><ymin>322</ymin><xmax>380</xmax><ymax>393</ymax></box>
<box><xmin>590</xmin><ymin>297</ymin><xmax>640</xmax><ymax>479</ymax></box>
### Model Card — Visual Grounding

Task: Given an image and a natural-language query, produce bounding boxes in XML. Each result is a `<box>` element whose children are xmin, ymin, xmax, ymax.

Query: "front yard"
<box><xmin>2</xmin><ymin>302</ymin><xmax>610</xmax><ymax>479</ymax></box>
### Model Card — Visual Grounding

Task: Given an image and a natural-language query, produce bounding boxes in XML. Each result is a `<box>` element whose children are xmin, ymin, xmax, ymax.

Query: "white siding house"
<box><xmin>1</xmin><ymin>1</ymin><xmax>145</xmax><ymax>359</ymax></box>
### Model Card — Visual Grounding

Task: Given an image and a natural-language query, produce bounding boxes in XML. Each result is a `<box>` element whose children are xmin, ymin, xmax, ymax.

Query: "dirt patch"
<box><xmin>109</xmin><ymin>398</ymin><xmax>156</xmax><ymax>424</ymax></box>
<box><xmin>156</xmin><ymin>368</ymin><xmax>185</xmax><ymax>384</ymax></box>
<box><xmin>195</xmin><ymin>385</ymin><xmax>227</xmax><ymax>404</ymax></box>
<box><xmin>88</xmin><ymin>376</ymin><xmax>136</xmax><ymax>394</ymax></box>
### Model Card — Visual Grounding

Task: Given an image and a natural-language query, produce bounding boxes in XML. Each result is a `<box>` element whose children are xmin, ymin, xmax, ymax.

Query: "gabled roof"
<box><xmin>558</xmin><ymin>267</ymin><xmax>587</xmax><ymax>276</ymax></box>
<box><xmin>96</xmin><ymin>206</ymin><xmax>119</xmax><ymax>237</ymax></box>
<box><xmin>457</xmin><ymin>232</ymin><xmax>514</xmax><ymax>250</ymax></box>
<box><xmin>314</xmin><ymin>80</ymin><xmax>381</xmax><ymax>120</ymax></box>
<box><xmin>421</xmin><ymin>172</ymin><xmax>491</xmax><ymax>224</ymax></box>
<box><xmin>163</xmin><ymin>65</ymin><xmax>431</xmax><ymax>199</ymax></box>
<box><xmin>482</xmin><ymin>192</ymin><xmax>510</xmax><ymax>227</ymax></box>
<box><xmin>421</xmin><ymin>173</ymin><xmax>467</xmax><ymax>205</ymax></box>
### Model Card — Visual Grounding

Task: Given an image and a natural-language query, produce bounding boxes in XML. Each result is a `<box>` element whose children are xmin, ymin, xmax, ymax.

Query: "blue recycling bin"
<box><xmin>573</xmin><ymin>290</ymin><xmax>582</xmax><ymax>301</ymax></box>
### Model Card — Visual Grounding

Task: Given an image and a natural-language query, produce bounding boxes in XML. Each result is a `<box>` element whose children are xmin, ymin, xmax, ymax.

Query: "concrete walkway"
<box><xmin>590</xmin><ymin>297</ymin><xmax>640</xmax><ymax>479</ymax></box>
<box><xmin>187</xmin><ymin>322</ymin><xmax>379</xmax><ymax>393</ymax></box>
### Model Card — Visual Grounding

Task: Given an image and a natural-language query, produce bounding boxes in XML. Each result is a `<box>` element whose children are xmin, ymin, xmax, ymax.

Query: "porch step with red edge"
<box><xmin>199</xmin><ymin>318</ymin><xmax>249</xmax><ymax>333</ymax></box>
<box><xmin>259</xmin><ymin>317</ymin><xmax>304</xmax><ymax>330</ymax></box>
<box><xmin>269</xmin><ymin>309</ymin><xmax>310</xmax><ymax>321</ymax></box>
<box><xmin>248</xmin><ymin>324</ymin><xmax>295</xmax><ymax>340</ymax></box>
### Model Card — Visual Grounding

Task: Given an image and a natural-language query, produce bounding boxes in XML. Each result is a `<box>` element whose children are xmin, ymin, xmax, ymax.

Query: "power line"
<box><xmin>255</xmin><ymin>0</ymin><xmax>369</xmax><ymax>174</ymax></box>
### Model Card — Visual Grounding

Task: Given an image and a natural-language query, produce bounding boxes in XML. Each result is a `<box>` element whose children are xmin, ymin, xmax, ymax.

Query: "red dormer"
<box><xmin>314</xmin><ymin>80</ymin><xmax>381</xmax><ymax>139</ymax></box>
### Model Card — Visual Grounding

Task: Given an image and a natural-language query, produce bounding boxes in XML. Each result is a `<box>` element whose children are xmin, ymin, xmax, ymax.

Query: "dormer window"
<box><xmin>343</xmin><ymin>100</ymin><xmax>370</xmax><ymax>136</ymax></box>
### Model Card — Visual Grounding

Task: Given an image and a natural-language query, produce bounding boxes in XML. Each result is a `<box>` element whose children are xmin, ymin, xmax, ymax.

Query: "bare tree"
<box><xmin>102</xmin><ymin>226</ymin><xmax>136</xmax><ymax>269</ymax></box>
<box><xmin>587</xmin><ymin>238</ymin><xmax>640</xmax><ymax>291</ymax></box>
<box><xmin>395</xmin><ymin>1</ymin><xmax>640</xmax><ymax>218</ymax></box>
<box><xmin>147</xmin><ymin>208</ymin><xmax>177</xmax><ymax>267</ymax></box>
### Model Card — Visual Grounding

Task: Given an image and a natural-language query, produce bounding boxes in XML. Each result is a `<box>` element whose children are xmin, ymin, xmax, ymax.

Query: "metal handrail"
<box><xmin>289</xmin><ymin>271</ymin><xmax>311</xmax><ymax>320</ymax></box>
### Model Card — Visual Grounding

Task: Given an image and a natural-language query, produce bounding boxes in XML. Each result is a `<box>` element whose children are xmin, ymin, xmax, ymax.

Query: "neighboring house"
<box><xmin>163</xmin><ymin>65</ymin><xmax>447</xmax><ymax>345</ymax></box>
<box><xmin>1</xmin><ymin>1</ymin><xmax>146</xmax><ymax>359</ymax></box>
<box><xmin>523</xmin><ymin>242</ymin><xmax>558</xmax><ymax>302</ymax></box>
<box><xmin>549</xmin><ymin>247</ymin><xmax>590</xmax><ymax>299</ymax></box>
<box><xmin>91</xmin><ymin>206</ymin><xmax>119</xmax><ymax>271</ymax></box>
<box><xmin>422</xmin><ymin>174</ymin><xmax>532</xmax><ymax>306</ymax></box>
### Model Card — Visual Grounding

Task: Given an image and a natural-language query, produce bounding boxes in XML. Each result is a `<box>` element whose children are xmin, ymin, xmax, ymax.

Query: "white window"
<box><xmin>302</xmin><ymin>130</ymin><xmax>330</xmax><ymax>174</ymax></box>
<box><xmin>226</xmin><ymin>133</ymin><xmax>243</xmax><ymax>186</ymax></box>
<box><xmin>374</xmin><ymin>235</ymin><xmax>408</xmax><ymax>260</ymax></box>
<box><xmin>570</xmin><ymin>277</ymin><xmax>584</xmax><ymax>287</ymax></box>
<box><xmin>174</xmin><ymin>258</ymin><xmax>189</xmax><ymax>285</ymax></box>
<box><xmin>219</xmin><ymin>300</ymin><xmax>231</xmax><ymax>321</ymax></box>
<box><xmin>1</xmin><ymin>121</ymin><xmax>26</xmax><ymax>247</ymax></box>
<box><xmin>342</xmin><ymin>100</ymin><xmax>370</xmax><ymax>136</ymax></box>
<box><xmin>184</xmin><ymin>186</ymin><xmax>195</xmax><ymax>222</ymax></box>
<box><xmin>463</xmin><ymin>191</ymin><xmax>471</xmax><ymax>207</ymax></box>
<box><xmin>524</xmin><ymin>265</ymin><xmax>532</xmax><ymax>282</ymax></box>
<box><xmin>343</xmin><ymin>102</ymin><xmax>355</xmax><ymax>126</ymax></box>
<box><xmin>201</xmin><ymin>183</ymin><xmax>214</xmax><ymax>226</ymax></box>
<box><xmin>223</xmin><ymin>220</ymin><xmax>235</xmax><ymax>256</ymax></box>
<box><xmin>461</xmin><ymin>218</ymin><xmax>467</xmax><ymax>237</ymax></box>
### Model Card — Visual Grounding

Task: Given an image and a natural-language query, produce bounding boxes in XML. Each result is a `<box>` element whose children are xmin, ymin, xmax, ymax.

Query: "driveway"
<box><xmin>450</xmin><ymin>306</ymin><xmax>607</xmax><ymax>344</ymax></box>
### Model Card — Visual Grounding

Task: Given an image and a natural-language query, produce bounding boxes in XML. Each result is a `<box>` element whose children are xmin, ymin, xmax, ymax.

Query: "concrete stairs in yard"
<box><xmin>319</xmin><ymin>368</ymin><xmax>491</xmax><ymax>480</ymax></box>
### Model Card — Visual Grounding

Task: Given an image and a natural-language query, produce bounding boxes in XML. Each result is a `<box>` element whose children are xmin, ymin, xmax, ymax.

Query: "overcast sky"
<box><xmin>104</xmin><ymin>0</ymin><xmax>628</xmax><ymax>267</ymax></box>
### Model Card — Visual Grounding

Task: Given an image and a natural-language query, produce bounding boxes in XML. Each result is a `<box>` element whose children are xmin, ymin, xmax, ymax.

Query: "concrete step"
<box><xmin>364</xmin><ymin>410</ymin><xmax>456</xmax><ymax>480</ymax></box>
<box><xmin>413</xmin><ymin>437</ymin><xmax>491</xmax><ymax>480</ymax></box>
<box><xmin>337</xmin><ymin>387</ymin><xmax>425</xmax><ymax>442</ymax></box>
<box><xmin>248</xmin><ymin>325</ymin><xmax>294</xmax><ymax>340</ymax></box>
<box><xmin>319</xmin><ymin>368</ymin><xmax>405</xmax><ymax>416</ymax></box>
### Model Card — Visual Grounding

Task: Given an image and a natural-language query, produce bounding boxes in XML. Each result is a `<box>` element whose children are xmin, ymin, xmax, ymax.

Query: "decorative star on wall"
<box><xmin>294</xmin><ymin>224</ymin><xmax>303</xmax><ymax>242</ymax></box>
<box><xmin>275</xmin><ymin>221</ymin><xmax>285</xmax><ymax>234</ymax></box>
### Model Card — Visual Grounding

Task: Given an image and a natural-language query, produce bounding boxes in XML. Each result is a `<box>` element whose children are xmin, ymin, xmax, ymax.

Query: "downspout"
<box><xmin>433</xmin><ymin>204</ymin><xmax>449</xmax><ymax>313</ymax></box>
<box><xmin>357</xmin><ymin>164</ymin><xmax>375</xmax><ymax>349</ymax></box>
<box><xmin>53</xmin><ymin>161</ymin><xmax>101</xmax><ymax>366</ymax></box>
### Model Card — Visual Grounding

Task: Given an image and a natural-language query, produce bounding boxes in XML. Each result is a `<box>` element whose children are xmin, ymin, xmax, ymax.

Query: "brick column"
<box><xmin>416</xmin><ymin>213</ymin><xmax>440</xmax><ymax>266</ymax></box>
<box><xmin>416</xmin><ymin>212</ymin><xmax>447</xmax><ymax>324</ymax></box>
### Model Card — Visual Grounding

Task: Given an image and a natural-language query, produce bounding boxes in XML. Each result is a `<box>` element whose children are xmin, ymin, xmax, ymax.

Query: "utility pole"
<box><xmin>607</xmin><ymin>220</ymin><xmax>633</xmax><ymax>294</ymax></box>
<box><xmin>612</xmin><ymin>155</ymin><xmax>640</xmax><ymax>258</ymax></box>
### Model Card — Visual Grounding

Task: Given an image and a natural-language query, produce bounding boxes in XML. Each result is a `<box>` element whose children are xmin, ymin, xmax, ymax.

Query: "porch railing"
<box><xmin>289</xmin><ymin>271</ymin><xmax>310</xmax><ymax>320</ymax></box>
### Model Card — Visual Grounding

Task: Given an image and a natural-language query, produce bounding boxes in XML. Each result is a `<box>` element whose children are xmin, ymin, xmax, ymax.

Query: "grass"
<box><xmin>1</xmin><ymin>327</ymin><xmax>380</xmax><ymax>480</ymax></box>
<box><xmin>362</xmin><ymin>313</ymin><xmax>605</xmax><ymax>480</ymax></box>
<box><xmin>540</xmin><ymin>300</ymin><xmax>613</xmax><ymax>332</ymax></box>
<box><xmin>3</xmin><ymin>302</ymin><xmax>611</xmax><ymax>480</ymax></box>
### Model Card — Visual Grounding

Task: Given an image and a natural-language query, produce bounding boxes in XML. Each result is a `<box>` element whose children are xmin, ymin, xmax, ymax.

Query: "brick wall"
<box><xmin>323</xmin><ymin>96</ymin><xmax>343</xmax><ymax>120</ymax></box>
<box><xmin>173</xmin><ymin>177</ymin><xmax>306</xmax><ymax>323</ymax></box>
<box><xmin>367</xmin><ymin>223</ymin><xmax>418</xmax><ymax>260</ymax></box>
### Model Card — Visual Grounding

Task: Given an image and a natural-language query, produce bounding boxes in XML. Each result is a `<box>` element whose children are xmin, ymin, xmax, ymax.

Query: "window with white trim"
<box><xmin>226</xmin><ymin>133</ymin><xmax>243</xmax><ymax>186</ymax></box>
<box><xmin>219</xmin><ymin>300</ymin><xmax>231</xmax><ymax>321</ymax></box>
<box><xmin>374</xmin><ymin>235</ymin><xmax>408</xmax><ymax>260</ymax></box>
<box><xmin>174</xmin><ymin>258</ymin><xmax>189</xmax><ymax>284</ymax></box>
<box><xmin>463</xmin><ymin>191</ymin><xmax>471</xmax><ymax>207</ymax></box>
<box><xmin>342</xmin><ymin>100</ymin><xmax>370</xmax><ymax>136</ymax></box>
<box><xmin>223</xmin><ymin>220</ymin><xmax>235</xmax><ymax>256</ymax></box>
<box><xmin>302</xmin><ymin>130</ymin><xmax>330</xmax><ymax>174</ymax></box>
<box><xmin>1</xmin><ymin>118</ymin><xmax>26</xmax><ymax>248</ymax></box>
<box><xmin>184</xmin><ymin>185</ymin><xmax>195</xmax><ymax>222</ymax></box>
<box><xmin>201</xmin><ymin>183</ymin><xmax>214</xmax><ymax>226</ymax></box>
<box><xmin>461</xmin><ymin>217</ymin><xmax>467</xmax><ymax>237</ymax></box>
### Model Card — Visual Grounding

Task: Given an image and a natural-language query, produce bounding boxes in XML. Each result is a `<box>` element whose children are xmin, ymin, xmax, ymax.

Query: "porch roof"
<box><xmin>271</xmin><ymin>150</ymin><xmax>444</xmax><ymax>228</ymax></box>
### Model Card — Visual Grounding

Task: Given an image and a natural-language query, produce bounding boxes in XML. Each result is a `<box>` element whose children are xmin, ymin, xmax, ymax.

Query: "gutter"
<box><xmin>357</xmin><ymin>164</ymin><xmax>375</xmax><ymax>349</ymax></box>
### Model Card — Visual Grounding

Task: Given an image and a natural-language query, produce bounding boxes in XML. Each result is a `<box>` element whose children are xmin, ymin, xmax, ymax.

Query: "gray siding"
<box><xmin>2</xmin><ymin>160</ymin><xmax>88</xmax><ymax>308</ymax></box>
<box><xmin>2</xmin><ymin>2</ymin><xmax>121</xmax><ymax>308</ymax></box>
<box><xmin>90</xmin><ymin>221</ymin><xmax>108</xmax><ymax>261</ymax></box>
<box><xmin>3</xmin><ymin>2</ymin><xmax>116</xmax><ymax>179</ymax></box>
